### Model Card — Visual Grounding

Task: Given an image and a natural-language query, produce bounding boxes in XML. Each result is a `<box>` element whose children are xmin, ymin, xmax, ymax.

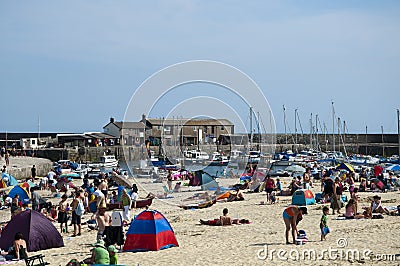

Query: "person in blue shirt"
<box><xmin>276</xmin><ymin>178</ymin><xmax>283</xmax><ymax>196</ymax></box>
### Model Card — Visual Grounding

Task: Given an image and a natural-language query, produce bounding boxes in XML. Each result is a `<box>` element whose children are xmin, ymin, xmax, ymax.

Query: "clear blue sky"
<box><xmin>1</xmin><ymin>1</ymin><xmax>399</xmax><ymax>134</ymax></box>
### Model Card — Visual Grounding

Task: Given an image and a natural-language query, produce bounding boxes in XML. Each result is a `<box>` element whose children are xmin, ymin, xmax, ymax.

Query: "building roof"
<box><xmin>57</xmin><ymin>132</ymin><xmax>117</xmax><ymax>140</ymax></box>
<box><xmin>146</xmin><ymin>118</ymin><xmax>233</xmax><ymax>127</ymax></box>
<box><xmin>103</xmin><ymin>121</ymin><xmax>145</xmax><ymax>129</ymax></box>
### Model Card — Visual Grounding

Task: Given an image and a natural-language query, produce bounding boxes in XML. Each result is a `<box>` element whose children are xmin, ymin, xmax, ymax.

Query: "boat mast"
<box><xmin>338</xmin><ymin>117</ymin><xmax>347</xmax><ymax>157</ymax></box>
<box><xmin>249</xmin><ymin>106</ymin><xmax>253</xmax><ymax>150</ymax></box>
<box><xmin>337</xmin><ymin>117</ymin><xmax>341</xmax><ymax>153</ymax></box>
<box><xmin>283</xmin><ymin>105</ymin><xmax>287</xmax><ymax>147</ymax></box>
<box><xmin>381</xmin><ymin>125</ymin><xmax>385</xmax><ymax>157</ymax></box>
<box><xmin>38</xmin><ymin>115</ymin><xmax>40</xmax><ymax>143</ymax></box>
<box><xmin>294</xmin><ymin>108</ymin><xmax>298</xmax><ymax>153</ymax></box>
<box><xmin>315</xmin><ymin>114</ymin><xmax>319</xmax><ymax>152</ymax></box>
<box><xmin>257</xmin><ymin>111</ymin><xmax>261</xmax><ymax>152</ymax></box>
<box><xmin>343</xmin><ymin>120</ymin><xmax>346</xmax><ymax>152</ymax></box>
<box><xmin>309</xmin><ymin>113</ymin><xmax>313</xmax><ymax>150</ymax></box>
<box><xmin>323</xmin><ymin>122</ymin><xmax>327</xmax><ymax>151</ymax></box>
<box><xmin>365</xmin><ymin>126</ymin><xmax>368</xmax><ymax>155</ymax></box>
<box><xmin>332</xmin><ymin>101</ymin><xmax>335</xmax><ymax>153</ymax></box>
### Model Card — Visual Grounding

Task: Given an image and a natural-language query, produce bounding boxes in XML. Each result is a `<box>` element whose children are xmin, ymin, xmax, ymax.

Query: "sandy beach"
<box><xmin>1</xmin><ymin>171</ymin><xmax>400</xmax><ymax>266</ymax></box>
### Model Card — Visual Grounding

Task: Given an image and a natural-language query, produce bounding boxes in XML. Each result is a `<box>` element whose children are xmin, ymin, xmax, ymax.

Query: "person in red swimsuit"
<box><xmin>282</xmin><ymin>205</ymin><xmax>308</xmax><ymax>244</ymax></box>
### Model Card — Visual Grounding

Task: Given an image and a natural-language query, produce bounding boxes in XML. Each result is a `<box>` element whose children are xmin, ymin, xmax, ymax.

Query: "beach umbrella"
<box><xmin>336</xmin><ymin>163</ymin><xmax>355</xmax><ymax>172</ymax></box>
<box><xmin>285</xmin><ymin>165</ymin><xmax>306</xmax><ymax>173</ymax></box>
<box><xmin>386</xmin><ymin>164</ymin><xmax>400</xmax><ymax>172</ymax></box>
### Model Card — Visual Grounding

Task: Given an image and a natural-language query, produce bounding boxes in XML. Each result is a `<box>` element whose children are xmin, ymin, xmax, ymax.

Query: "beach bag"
<box><xmin>75</xmin><ymin>200</ymin><xmax>84</xmax><ymax>216</ymax></box>
<box><xmin>315</xmin><ymin>192</ymin><xmax>323</xmax><ymax>203</ymax></box>
<box><xmin>376</xmin><ymin>181</ymin><xmax>384</xmax><ymax>190</ymax></box>
<box><xmin>341</xmin><ymin>195</ymin><xmax>348</xmax><ymax>202</ymax></box>
<box><xmin>111</xmin><ymin>211</ymin><xmax>123</xmax><ymax>226</ymax></box>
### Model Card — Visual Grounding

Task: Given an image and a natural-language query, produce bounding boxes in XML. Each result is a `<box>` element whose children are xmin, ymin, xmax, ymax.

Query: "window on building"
<box><xmin>221</xmin><ymin>126</ymin><xmax>225</xmax><ymax>131</ymax></box>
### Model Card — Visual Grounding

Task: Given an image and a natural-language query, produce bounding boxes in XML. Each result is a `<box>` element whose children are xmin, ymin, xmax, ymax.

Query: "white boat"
<box><xmin>248</xmin><ymin>150</ymin><xmax>261</xmax><ymax>163</ymax></box>
<box><xmin>209</xmin><ymin>152</ymin><xmax>229</xmax><ymax>166</ymax></box>
<box><xmin>229</xmin><ymin>150</ymin><xmax>244</xmax><ymax>159</ymax></box>
<box><xmin>88</xmin><ymin>155</ymin><xmax>119</xmax><ymax>168</ymax></box>
<box><xmin>99</xmin><ymin>155</ymin><xmax>119</xmax><ymax>167</ymax></box>
<box><xmin>184</xmin><ymin>150</ymin><xmax>209</xmax><ymax>161</ymax></box>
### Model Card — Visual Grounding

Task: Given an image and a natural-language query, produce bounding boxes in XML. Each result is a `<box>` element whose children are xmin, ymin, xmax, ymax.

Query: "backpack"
<box><xmin>75</xmin><ymin>200</ymin><xmax>84</xmax><ymax>216</ymax></box>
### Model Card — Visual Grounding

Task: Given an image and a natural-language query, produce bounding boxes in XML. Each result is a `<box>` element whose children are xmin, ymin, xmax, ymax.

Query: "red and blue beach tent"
<box><xmin>123</xmin><ymin>210</ymin><xmax>179</xmax><ymax>252</ymax></box>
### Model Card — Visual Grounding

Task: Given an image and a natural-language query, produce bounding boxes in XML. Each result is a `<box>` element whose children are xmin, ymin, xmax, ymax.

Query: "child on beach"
<box><xmin>108</xmin><ymin>245</ymin><xmax>118</xmax><ymax>265</ymax></box>
<box><xmin>264</xmin><ymin>175</ymin><xmax>275</xmax><ymax>204</ymax></box>
<box><xmin>270</xmin><ymin>191</ymin><xmax>276</xmax><ymax>204</ymax></box>
<box><xmin>320</xmin><ymin>206</ymin><xmax>330</xmax><ymax>241</ymax></box>
<box><xmin>58</xmin><ymin>194</ymin><xmax>69</xmax><ymax>233</ymax></box>
<box><xmin>275</xmin><ymin>178</ymin><xmax>282</xmax><ymax>196</ymax></box>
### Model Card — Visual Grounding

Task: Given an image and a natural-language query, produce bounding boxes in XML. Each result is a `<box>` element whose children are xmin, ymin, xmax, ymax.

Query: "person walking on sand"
<box><xmin>167</xmin><ymin>170</ymin><xmax>173</xmax><ymax>191</ymax></box>
<box><xmin>120</xmin><ymin>189</ymin><xmax>132</xmax><ymax>223</ymax></box>
<box><xmin>95</xmin><ymin>207</ymin><xmax>111</xmax><ymax>241</ymax></box>
<box><xmin>264</xmin><ymin>175</ymin><xmax>275</xmax><ymax>204</ymax></box>
<box><xmin>71</xmin><ymin>190</ymin><xmax>84</xmax><ymax>237</ymax></box>
<box><xmin>320</xmin><ymin>206</ymin><xmax>330</xmax><ymax>241</ymax></box>
<box><xmin>282</xmin><ymin>205</ymin><xmax>308</xmax><ymax>244</ymax></box>
<box><xmin>5</xmin><ymin>152</ymin><xmax>10</xmax><ymax>166</ymax></box>
<box><xmin>31</xmin><ymin>165</ymin><xmax>36</xmax><ymax>179</ymax></box>
<box><xmin>331</xmin><ymin>178</ymin><xmax>343</xmax><ymax>215</ymax></box>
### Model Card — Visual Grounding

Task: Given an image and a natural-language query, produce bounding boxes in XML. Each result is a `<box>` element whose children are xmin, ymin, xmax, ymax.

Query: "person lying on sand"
<box><xmin>146</xmin><ymin>192</ymin><xmax>170</xmax><ymax>199</ymax></box>
<box><xmin>200</xmin><ymin>208</ymin><xmax>249</xmax><ymax>226</ymax></box>
<box><xmin>226</xmin><ymin>188</ymin><xmax>244</xmax><ymax>202</ymax></box>
<box><xmin>184</xmin><ymin>192</ymin><xmax>213</xmax><ymax>201</ymax></box>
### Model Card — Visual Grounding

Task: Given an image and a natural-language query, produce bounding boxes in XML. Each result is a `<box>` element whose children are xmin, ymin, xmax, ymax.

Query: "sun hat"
<box><xmin>108</xmin><ymin>245</ymin><xmax>118</xmax><ymax>253</ymax></box>
<box><xmin>92</xmin><ymin>239</ymin><xmax>106</xmax><ymax>248</ymax></box>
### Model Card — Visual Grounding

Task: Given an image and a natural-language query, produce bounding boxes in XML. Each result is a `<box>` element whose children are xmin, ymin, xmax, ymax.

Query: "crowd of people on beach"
<box><xmin>0</xmin><ymin>165</ymin><xmax>138</xmax><ymax>265</ymax></box>
<box><xmin>1</xmin><ymin>155</ymin><xmax>400</xmax><ymax>265</ymax></box>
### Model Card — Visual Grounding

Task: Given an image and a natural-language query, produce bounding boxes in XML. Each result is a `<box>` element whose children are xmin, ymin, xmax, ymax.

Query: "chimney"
<box><xmin>110</xmin><ymin>117</ymin><xmax>115</xmax><ymax>123</ymax></box>
<box><xmin>142</xmin><ymin>114</ymin><xmax>146</xmax><ymax>123</ymax></box>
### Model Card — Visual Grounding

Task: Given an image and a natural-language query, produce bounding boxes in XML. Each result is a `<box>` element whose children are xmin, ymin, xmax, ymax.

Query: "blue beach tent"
<box><xmin>2</xmin><ymin>173</ymin><xmax>18</xmax><ymax>186</ymax></box>
<box><xmin>8</xmin><ymin>185</ymin><xmax>30</xmax><ymax>203</ymax></box>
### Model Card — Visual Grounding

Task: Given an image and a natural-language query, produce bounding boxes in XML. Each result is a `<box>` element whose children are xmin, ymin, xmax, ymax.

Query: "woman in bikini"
<box><xmin>282</xmin><ymin>205</ymin><xmax>308</xmax><ymax>244</ymax></box>
<box><xmin>5</xmin><ymin>232</ymin><xmax>28</xmax><ymax>261</ymax></box>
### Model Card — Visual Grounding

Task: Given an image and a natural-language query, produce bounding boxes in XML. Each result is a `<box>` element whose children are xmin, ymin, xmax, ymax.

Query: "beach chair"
<box><xmin>163</xmin><ymin>185</ymin><xmax>173</xmax><ymax>194</ymax></box>
<box><xmin>24</xmin><ymin>253</ymin><xmax>50</xmax><ymax>266</ymax></box>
